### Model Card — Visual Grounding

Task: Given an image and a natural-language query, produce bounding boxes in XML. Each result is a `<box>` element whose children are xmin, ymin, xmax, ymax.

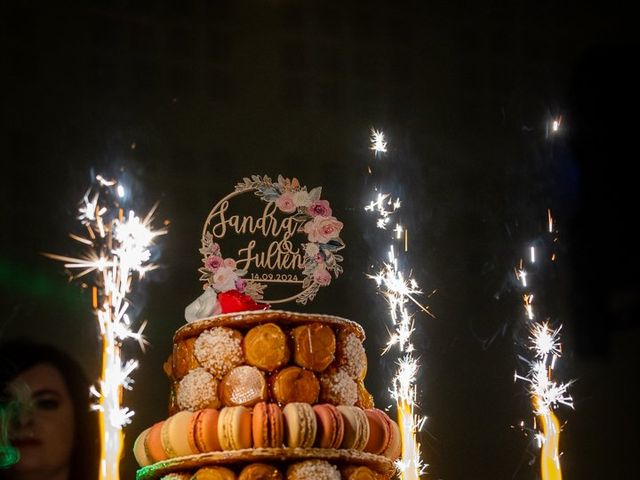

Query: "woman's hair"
<box><xmin>0</xmin><ymin>338</ymin><xmax>100</xmax><ymax>479</ymax></box>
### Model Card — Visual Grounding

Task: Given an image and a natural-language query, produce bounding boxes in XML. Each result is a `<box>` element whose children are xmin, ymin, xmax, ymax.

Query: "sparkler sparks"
<box><xmin>513</xmin><ymin>210</ymin><xmax>572</xmax><ymax>480</ymax></box>
<box><xmin>365</xmin><ymin>193</ymin><xmax>402</xmax><ymax>230</ymax></box>
<box><xmin>365</xmin><ymin>130</ymin><xmax>429</xmax><ymax>479</ymax></box>
<box><xmin>45</xmin><ymin>174</ymin><xmax>166</xmax><ymax>480</ymax></box>
<box><xmin>370</xmin><ymin>128</ymin><xmax>388</xmax><ymax>154</ymax></box>
<box><xmin>545</xmin><ymin>115</ymin><xmax>563</xmax><ymax>138</ymax></box>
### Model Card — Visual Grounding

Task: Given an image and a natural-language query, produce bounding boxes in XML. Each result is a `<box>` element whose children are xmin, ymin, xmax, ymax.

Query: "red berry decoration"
<box><xmin>218</xmin><ymin>290</ymin><xmax>269</xmax><ymax>313</ymax></box>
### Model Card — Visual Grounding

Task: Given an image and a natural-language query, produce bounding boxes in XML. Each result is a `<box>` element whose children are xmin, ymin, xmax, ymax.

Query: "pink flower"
<box><xmin>211</xmin><ymin>242</ymin><xmax>221</xmax><ymax>255</ymax></box>
<box><xmin>235</xmin><ymin>278</ymin><xmax>247</xmax><ymax>293</ymax></box>
<box><xmin>313</xmin><ymin>266</ymin><xmax>332</xmax><ymax>286</ymax></box>
<box><xmin>204</xmin><ymin>255</ymin><xmax>224</xmax><ymax>272</ymax></box>
<box><xmin>308</xmin><ymin>200</ymin><xmax>332</xmax><ymax>217</ymax></box>
<box><xmin>303</xmin><ymin>216</ymin><xmax>344</xmax><ymax>244</ymax></box>
<box><xmin>276</xmin><ymin>192</ymin><xmax>297</xmax><ymax>213</ymax></box>
<box><xmin>213</xmin><ymin>266</ymin><xmax>238</xmax><ymax>292</ymax></box>
<box><xmin>224</xmin><ymin>257</ymin><xmax>236</xmax><ymax>269</ymax></box>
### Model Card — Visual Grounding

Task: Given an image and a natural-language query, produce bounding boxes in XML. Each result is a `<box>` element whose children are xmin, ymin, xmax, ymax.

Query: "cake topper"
<box><xmin>186</xmin><ymin>175</ymin><xmax>344</xmax><ymax>320</ymax></box>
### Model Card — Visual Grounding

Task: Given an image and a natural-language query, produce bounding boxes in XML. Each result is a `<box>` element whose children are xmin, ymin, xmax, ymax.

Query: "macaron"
<box><xmin>282</xmin><ymin>402</ymin><xmax>317</xmax><ymax>448</ymax></box>
<box><xmin>192</xmin><ymin>466</ymin><xmax>237</xmax><ymax>480</ymax></box>
<box><xmin>217</xmin><ymin>406</ymin><xmax>253</xmax><ymax>450</ymax></box>
<box><xmin>238</xmin><ymin>463</ymin><xmax>283</xmax><ymax>480</ymax></box>
<box><xmin>252</xmin><ymin>402</ymin><xmax>284</xmax><ymax>448</ymax></box>
<box><xmin>190</xmin><ymin>408</ymin><xmax>222</xmax><ymax>453</ymax></box>
<box><xmin>133</xmin><ymin>427</ymin><xmax>153</xmax><ymax>466</ymax></box>
<box><xmin>313</xmin><ymin>404</ymin><xmax>344</xmax><ymax>449</ymax></box>
<box><xmin>161</xmin><ymin>411</ymin><xmax>198</xmax><ymax>458</ymax></box>
<box><xmin>383</xmin><ymin>417</ymin><xmax>402</xmax><ymax>460</ymax></box>
<box><xmin>363</xmin><ymin>409</ymin><xmax>392</xmax><ymax>455</ymax></box>
<box><xmin>337</xmin><ymin>406</ymin><xmax>370</xmax><ymax>451</ymax></box>
<box><xmin>145</xmin><ymin>421</ymin><xmax>168</xmax><ymax>463</ymax></box>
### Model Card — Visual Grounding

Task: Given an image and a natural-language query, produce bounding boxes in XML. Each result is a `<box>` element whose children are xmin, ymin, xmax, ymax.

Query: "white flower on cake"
<box><xmin>184</xmin><ymin>287</ymin><xmax>221</xmax><ymax>323</ymax></box>
<box><xmin>187</xmin><ymin>235</ymin><xmax>264</xmax><ymax>320</ymax></box>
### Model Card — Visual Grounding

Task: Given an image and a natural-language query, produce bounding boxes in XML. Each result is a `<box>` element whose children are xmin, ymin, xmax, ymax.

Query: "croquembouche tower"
<box><xmin>134</xmin><ymin>175</ymin><xmax>400</xmax><ymax>480</ymax></box>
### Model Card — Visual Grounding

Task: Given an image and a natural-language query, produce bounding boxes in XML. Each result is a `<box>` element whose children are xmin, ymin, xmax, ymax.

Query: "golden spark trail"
<box><xmin>46</xmin><ymin>176</ymin><xmax>166</xmax><ymax>480</ymax></box>
<box><xmin>514</xmin><ymin>210</ymin><xmax>572</xmax><ymax>480</ymax></box>
<box><xmin>366</xmin><ymin>129</ymin><xmax>428</xmax><ymax>479</ymax></box>
<box><xmin>535</xmin><ymin>397</ymin><xmax>563</xmax><ymax>480</ymax></box>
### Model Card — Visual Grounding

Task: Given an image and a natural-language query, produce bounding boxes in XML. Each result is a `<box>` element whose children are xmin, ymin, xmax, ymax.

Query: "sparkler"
<box><xmin>370</xmin><ymin>128</ymin><xmax>388</xmax><ymax>154</ymax></box>
<box><xmin>513</xmin><ymin>211</ymin><xmax>572</xmax><ymax>480</ymax></box>
<box><xmin>545</xmin><ymin>115</ymin><xmax>562</xmax><ymax>138</ymax></box>
<box><xmin>366</xmin><ymin>130</ymin><xmax>430</xmax><ymax>479</ymax></box>
<box><xmin>44</xmin><ymin>175</ymin><xmax>166</xmax><ymax>480</ymax></box>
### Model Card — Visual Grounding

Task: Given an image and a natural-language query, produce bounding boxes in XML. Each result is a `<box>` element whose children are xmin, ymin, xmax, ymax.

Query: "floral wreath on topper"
<box><xmin>199</xmin><ymin>174</ymin><xmax>345</xmax><ymax>306</ymax></box>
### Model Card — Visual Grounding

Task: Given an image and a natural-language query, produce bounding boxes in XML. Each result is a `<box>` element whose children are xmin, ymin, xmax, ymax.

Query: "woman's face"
<box><xmin>3</xmin><ymin>363</ymin><xmax>75</xmax><ymax>478</ymax></box>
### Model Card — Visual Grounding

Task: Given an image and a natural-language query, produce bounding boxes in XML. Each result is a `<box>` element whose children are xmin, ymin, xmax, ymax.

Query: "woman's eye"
<box><xmin>36</xmin><ymin>398</ymin><xmax>60</xmax><ymax>410</ymax></box>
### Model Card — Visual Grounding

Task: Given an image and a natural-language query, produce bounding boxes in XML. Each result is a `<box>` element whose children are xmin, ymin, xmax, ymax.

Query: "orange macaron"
<box><xmin>190</xmin><ymin>408</ymin><xmax>222</xmax><ymax>453</ymax></box>
<box><xmin>145</xmin><ymin>421</ymin><xmax>168</xmax><ymax>463</ymax></box>
<box><xmin>363</xmin><ymin>409</ymin><xmax>392</xmax><ymax>455</ymax></box>
<box><xmin>252</xmin><ymin>402</ymin><xmax>284</xmax><ymax>448</ymax></box>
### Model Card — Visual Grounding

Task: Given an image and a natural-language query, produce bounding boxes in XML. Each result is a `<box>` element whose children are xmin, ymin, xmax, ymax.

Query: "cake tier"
<box><xmin>135</xmin><ymin>448</ymin><xmax>395</xmax><ymax>480</ymax></box>
<box><xmin>174</xmin><ymin>310</ymin><xmax>365</xmax><ymax>343</ymax></box>
<box><xmin>168</xmin><ymin>310</ymin><xmax>373</xmax><ymax>412</ymax></box>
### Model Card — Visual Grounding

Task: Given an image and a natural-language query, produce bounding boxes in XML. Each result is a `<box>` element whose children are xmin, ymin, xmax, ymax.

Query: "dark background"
<box><xmin>2</xmin><ymin>1</ymin><xmax>638</xmax><ymax>479</ymax></box>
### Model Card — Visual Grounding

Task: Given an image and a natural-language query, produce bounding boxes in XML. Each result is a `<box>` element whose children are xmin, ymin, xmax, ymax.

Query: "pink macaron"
<box><xmin>313</xmin><ymin>404</ymin><xmax>345</xmax><ymax>449</ymax></box>
<box><xmin>383</xmin><ymin>417</ymin><xmax>402</xmax><ymax>460</ymax></box>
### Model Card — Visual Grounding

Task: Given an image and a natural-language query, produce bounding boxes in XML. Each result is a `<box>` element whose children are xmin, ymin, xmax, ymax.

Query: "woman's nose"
<box><xmin>12</xmin><ymin>406</ymin><xmax>34</xmax><ymax>429</ymax></box>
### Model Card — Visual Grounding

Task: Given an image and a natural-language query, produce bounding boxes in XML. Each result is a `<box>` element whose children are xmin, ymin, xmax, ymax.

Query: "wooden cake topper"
<box><xmin>200</xmin><ymin>175</ymin><xmax>345</xmax><ymax>305</ymax></box>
